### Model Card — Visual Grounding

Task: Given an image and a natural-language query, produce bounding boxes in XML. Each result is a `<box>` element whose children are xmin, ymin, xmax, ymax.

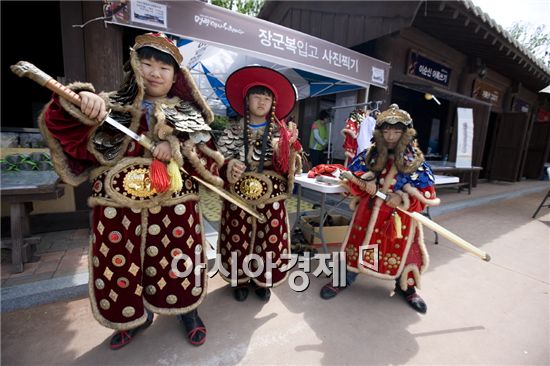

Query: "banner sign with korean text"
<box><xmin>406</xmin><ymin>50</ymin><xmax>451</xmax><ymax>87</ymax></box>
<box><xmin>104</xmin><ymin>0</ymin><xmax>390</xmax><ymax>89</ymax></box>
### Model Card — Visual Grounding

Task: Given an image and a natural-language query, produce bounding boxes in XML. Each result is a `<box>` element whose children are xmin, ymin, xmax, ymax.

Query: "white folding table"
<box><xmin>292</xmin><ymin>173</ymin><xmax>348</xmax><ymax>253</ymax></box>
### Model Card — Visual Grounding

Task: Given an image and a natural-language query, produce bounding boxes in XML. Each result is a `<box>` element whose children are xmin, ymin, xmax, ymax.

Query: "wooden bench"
<box><xmin>1</xmin><ymin>171</ymin><xmax>65</xmax><ymax>273</ymax></box>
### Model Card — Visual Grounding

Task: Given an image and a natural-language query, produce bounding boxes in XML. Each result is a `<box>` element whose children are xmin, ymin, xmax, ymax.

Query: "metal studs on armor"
<box><xmin>128</xmin><ymin>263</ymin><xmax>140</xmax><ymax>276</ymax></box>
<box><xmin>149</xmin><ymin>206</ymin><xmax>161</xmax><ymax>214</ymax></box>
<box><xmin>117</xmin><ymin>277</ymin><xmax>130</xmax><ymax>288</ymax></box>
<box><xmin>170</xmin><ymin>248</ymin><xmax>183</xmax><ymax>258</ymax></box>
<box><xmin>104</xmin><ymin>207</ymin><xmax>117</xmax><ymax>219</ymax></box>
<box><xmin>99</xmin><ymin>299</ymin><xmax>110</xmax><ymax>310</ymax></box>
<box><xmin>148</xmin><ymin>224</ymin><xmax>161</xmax><ymax>235</ymax></box>
<box><xmin>122</xmin><ymin>306</ymin><xmax>136</xmax><ymax>318</ymax></box>
<box><xmin>95</xmin><ymin>278</ymin><xmax>105</xmax><ymax>290</ymax></box>
<box><xmin>147</xmin><ymin>246</ymin><xmax>159</xmax><ymax>257</ymax></box>
<box><xmin>112</xmin><ymin>254</ymin><xmax>126</xmax><ymax>267</ymax></box>
<box><xmin>173</xmin><ymin>226</ymin><xmax>185</xmax><ymax>238</ymax></box>
<box><xmin>146</xmin><ymin>266</ymin><xmax>157</xmax><ymax>277</ymax></box>
<box><xmin>93</xmin><ymin>180</ymin><xmax>103</xmax><ymax>193</ymax></box>
<box><xmin>174</xmin><ymin>204</ymin><xmax>186</xmax><ymax>215</ymax></box>
<box><xmin>109</xmin><ymin>231</ymin><xmax>122</xmax><ymax>244</ymax></box>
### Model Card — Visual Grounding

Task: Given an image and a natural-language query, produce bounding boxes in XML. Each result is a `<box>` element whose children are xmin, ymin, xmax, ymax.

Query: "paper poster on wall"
<box><xmin>131</xmin><ymin>0</ymin><xmax>167</xmax><ymax>28</ymax></box>
<box><xmin>456</xmin><ymin>107</ymin><xmax>473</xmax><ymax>168</ymax></box>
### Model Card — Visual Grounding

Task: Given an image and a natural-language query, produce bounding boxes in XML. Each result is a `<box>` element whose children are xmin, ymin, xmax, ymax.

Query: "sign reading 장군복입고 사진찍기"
<box><xmin>104</xmin><ymin>0</ymin><xmax>390</xmax><ymax>89</ymax></box>
<box><xmin>406</xmin><ymin>50</ymin><xmax>451</xmax><ymax>87</ymax></box>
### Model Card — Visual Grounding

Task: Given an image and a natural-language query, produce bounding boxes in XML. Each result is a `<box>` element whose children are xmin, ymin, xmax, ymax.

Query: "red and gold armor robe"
<box><xmin>341</xmin><ymin>110</ymin><xmax>366</xmax><ymax>160</ymax></box>
<box><xmin>216</xmin><ymin>120</ymin><xmax>301</xmax><ymax>288</ymax></box>
<box><xmin>342</xmin><ymin>129</ymin><xmax>440</xmax><ymax>291</ymax></box>
<box><xmin>38</xmin><ymin>56</ymin><xmax>224</xmax><ymax>330</ymax></box>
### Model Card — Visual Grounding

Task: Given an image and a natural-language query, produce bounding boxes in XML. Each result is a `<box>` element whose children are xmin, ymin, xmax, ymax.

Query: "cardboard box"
<box><xmin>300</xmin><ymin>214</ymin><xmax>350</xmax><ymax>247</ymax></box>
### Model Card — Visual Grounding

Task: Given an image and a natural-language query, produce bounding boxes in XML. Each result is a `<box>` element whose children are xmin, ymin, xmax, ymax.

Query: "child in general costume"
<box><xmin>320</xmin><ymin>104</ymin><xmax>440</xmax><ymax>314</ymax></box>
<box><xmin>216</xmin><ymin>66</ymin><xmax>302</xmax><ymax>302</ymax></box>
<box><xmin>40</xmin><ymin>33</ymin><xmax>224</xmax><ymax>348</ymax></box>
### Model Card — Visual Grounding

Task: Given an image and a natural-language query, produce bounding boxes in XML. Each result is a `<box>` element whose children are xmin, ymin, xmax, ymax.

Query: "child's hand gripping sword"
<box><xmin>11</xmin><ymin>61</ymin><xmax>267</xmax><ymax>224</ymax></box>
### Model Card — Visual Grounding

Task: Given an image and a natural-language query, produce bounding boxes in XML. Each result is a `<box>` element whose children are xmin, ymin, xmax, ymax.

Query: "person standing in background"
<box><xmin>308</xmin><ymin>109</ymin><xmax>330</xmax><ymax>167</ymax></box>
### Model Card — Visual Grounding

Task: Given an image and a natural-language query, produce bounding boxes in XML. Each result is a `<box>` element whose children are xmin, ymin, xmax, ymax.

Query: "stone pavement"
<box><xmin>0</xmin><ymin>180</ymin><xmax>548</xmax><ymax>307</ymax></box>
<box><xmin>1</xmin><ymin>186</ymin><xmax>549</xmax><ymax>365</ymax></box>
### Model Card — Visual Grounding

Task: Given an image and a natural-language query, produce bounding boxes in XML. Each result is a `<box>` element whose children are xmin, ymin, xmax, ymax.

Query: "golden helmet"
<box><xmin>376</xmin><ymin>104</ymin><xmax>412</xmax><ymax>128</ymax></box>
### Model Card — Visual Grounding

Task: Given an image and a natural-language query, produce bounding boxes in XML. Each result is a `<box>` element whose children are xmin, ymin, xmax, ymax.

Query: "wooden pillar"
<box><xmin>82</xmin><ymin>1</ymin><xmax>123</xmax><ymax>92</ymax></box>
<box><xmin>59</xmin><ymin>2</ymin><xmax>86</xmax><ymax>83</ymax></box>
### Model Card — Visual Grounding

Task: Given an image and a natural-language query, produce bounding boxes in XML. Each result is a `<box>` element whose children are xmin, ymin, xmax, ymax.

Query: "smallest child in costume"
<box><xmin>320</xmin><ymin>104</ymin><xmax>440</xmax><ymax>314</ymax></box>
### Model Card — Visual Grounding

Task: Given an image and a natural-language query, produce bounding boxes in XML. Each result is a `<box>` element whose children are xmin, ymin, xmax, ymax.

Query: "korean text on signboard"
<box><xmin>472</xmin><ymin>79</ymin><xmax>501</xmax><ymax>106</ymax></box>
<box><xmin>407</xmin><ymin>50</ymin><xmax>451</xmax><ymax>87</ymax></box>
<box><xmin>258</xmin><ymin>28</ymin><xmax>359</xmax><ymax>73</ymax></box>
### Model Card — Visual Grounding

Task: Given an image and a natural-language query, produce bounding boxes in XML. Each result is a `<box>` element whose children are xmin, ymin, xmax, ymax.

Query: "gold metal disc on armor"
<box><xmin>123</xmin><ymin>168</ymin><xmax>157</xmax><ymax>198</ymax></box>
<box><xmin>234</xmin><ymin>174</ymin><xmax>270</xmax><ymax>201</ymax></box>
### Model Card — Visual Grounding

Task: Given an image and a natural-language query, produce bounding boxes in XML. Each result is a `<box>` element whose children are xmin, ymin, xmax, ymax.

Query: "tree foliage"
<box><xmin>507</xmin><ymin>22</ymin><xmax>550</xmax><ymax>67</ymax></box>
<box><xmin>211</xmin><ymin>0</ymin><xmax>265</xmax><ymax>16</ymax></box>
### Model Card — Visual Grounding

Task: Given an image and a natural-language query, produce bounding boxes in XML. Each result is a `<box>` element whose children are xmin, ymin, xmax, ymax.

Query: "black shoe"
<box><xmin>233</xmin><ymin>285</ymin><xmax>249</xmax><ymax>302</ymax></box>
<box><xmin>179</xmin><ymin>309</ymin><xmax>207</xmax><ymax>346</ymax></box>
<box><xmin>110</xmin><ymin>310</ymin><xmax>154</xmax><ymax>350</ymax></box>
<box><xmin>254</xmin><ymin>287</ymin><xmax>271</xmax><ymax>301</ymax></box>
<box><xmin>395</xmin><ymin>285</ymin><xmax>427</xmax><ymax>314</ymax></box>
<box><xmin>320</xmin><ymin>282</ymin><xmax>347</xmax><ymax>300</ymax></box>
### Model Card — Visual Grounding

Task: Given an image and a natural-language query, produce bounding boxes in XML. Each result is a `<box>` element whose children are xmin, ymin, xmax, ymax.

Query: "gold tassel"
<box><xmin>394</xmin><ymin>212</ymin><xmax>403</xmax><ymax>239</ymax></box>
<box><xmin>167</xmin><ymin>159</ymin><xmax>183</xmax><ymax>193</ymax></box>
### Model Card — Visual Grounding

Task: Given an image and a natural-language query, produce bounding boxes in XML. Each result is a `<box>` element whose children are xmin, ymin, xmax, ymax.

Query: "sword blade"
<box><xmin>104</xmin><ymin>115</ymin><xmax>141</xmax><ymax>141</ymax></box>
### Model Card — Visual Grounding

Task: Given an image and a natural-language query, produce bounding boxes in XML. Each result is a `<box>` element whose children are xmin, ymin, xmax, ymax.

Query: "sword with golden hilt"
<box><xmin>317</xmin><ymin>174</ymin><xmax>490</xmax><ymax>261</ymax></box>
<box><xmin>10</xmin><ymin>60</ymin><xmax>267</xmax><ymax>224</ymax></box>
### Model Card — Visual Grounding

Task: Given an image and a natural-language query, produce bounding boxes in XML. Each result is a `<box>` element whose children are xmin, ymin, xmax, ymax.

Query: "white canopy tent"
<box><xmin>178</xmin><ymin>39</ymin><xmax>364</xmax><ymax>116</ymax></box>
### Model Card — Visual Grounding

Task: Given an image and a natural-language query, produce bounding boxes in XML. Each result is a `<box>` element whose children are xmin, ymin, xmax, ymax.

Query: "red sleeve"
<box><xmin>407</xmin><ymin>186</ymin><xmax>437</xmax><ymax>213</ymax></box>
<box><xmin>44</xmin><ymin>94</ymin><xmax>97</xmax><ymax>162</ymax></box>
<box><xmin>43</xmin><ymin>94</ymin><xmax>98</xmax><ymax>175</ymax></box>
